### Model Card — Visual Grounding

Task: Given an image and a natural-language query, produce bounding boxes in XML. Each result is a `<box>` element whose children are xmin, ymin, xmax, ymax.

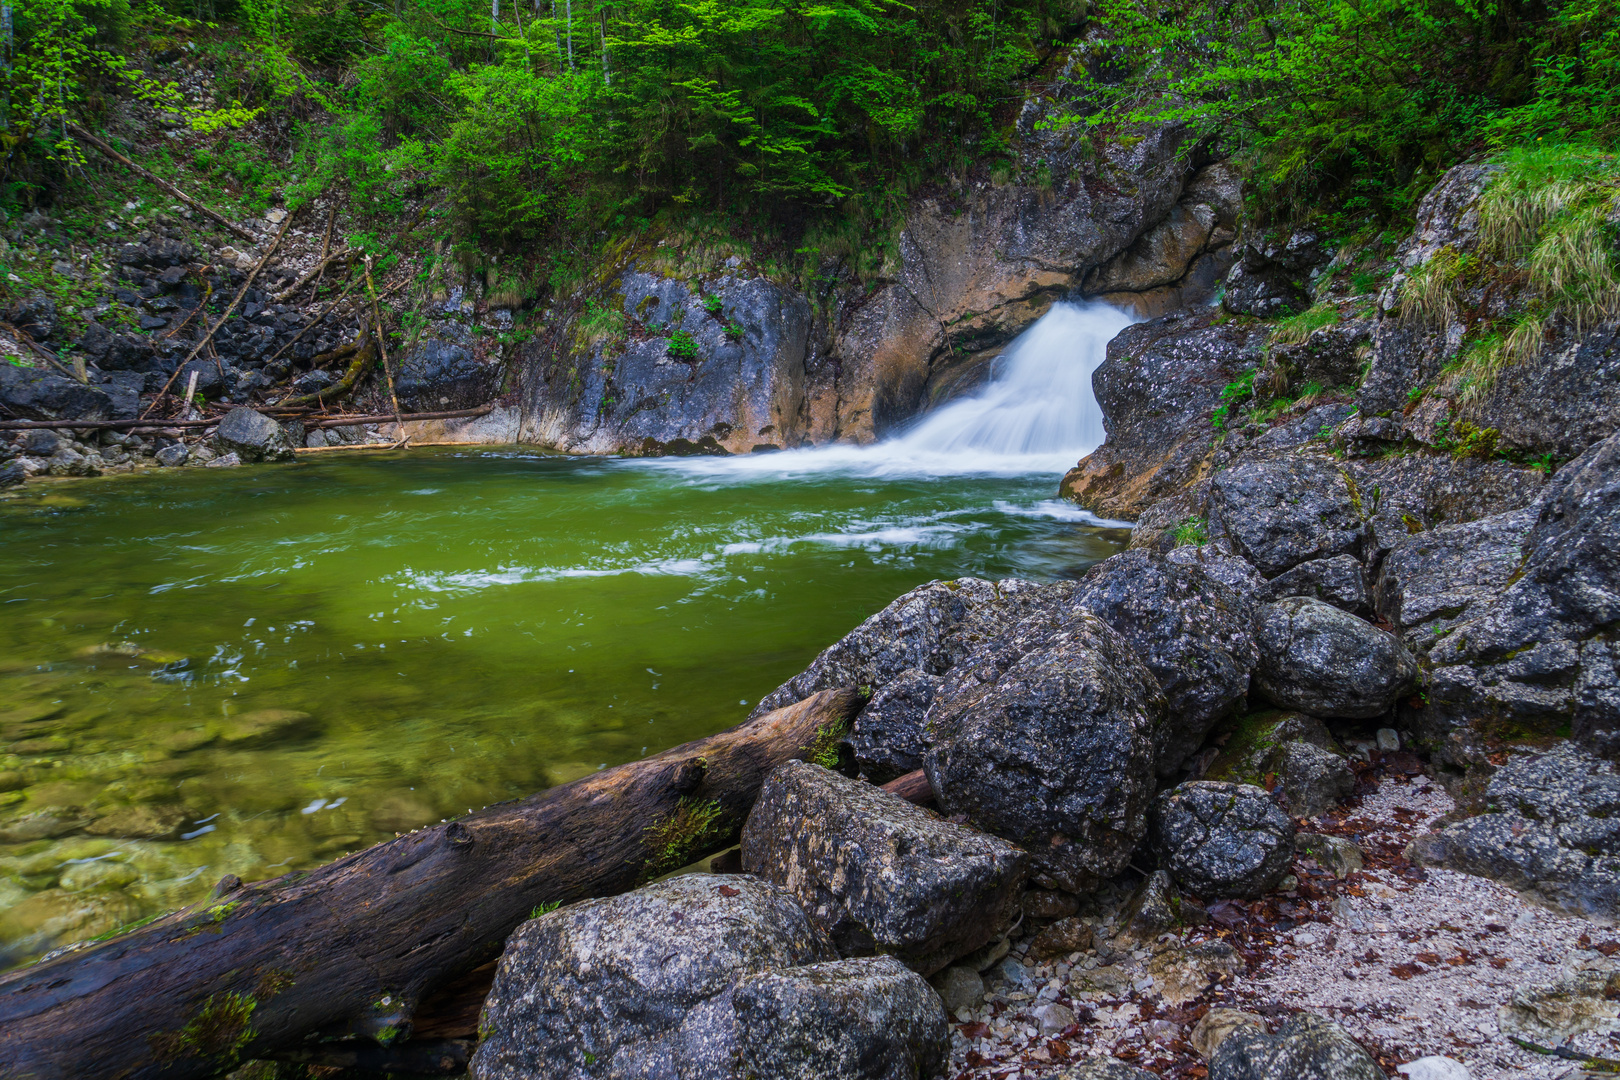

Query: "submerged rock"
<box><xmin>470</xmin><ymin>875</ymin><xmax>835</xmax><ymax>1080</ymax></box>
<box><xmin>1151</xmin><ymin>781</ymin><xmax>1295</xmax><ymax>900</ymax></box>
<box><xmin>732</xmin><ymin>956</ymin><xmax>949</xmax><ymax>1080</ymax></box>
<box><xmin>740</xmin><ymin>760</ymin><xmax>1027</xmax><ymax>975</ymax></box>
<box><xmin>923</xmin><ymin>615</ymin><xmax>1166</xmax><ymax>892</ymax></box>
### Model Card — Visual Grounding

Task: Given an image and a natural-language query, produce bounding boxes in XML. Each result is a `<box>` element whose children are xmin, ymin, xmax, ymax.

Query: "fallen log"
<box><xmin>0</xmin><ymin>405</ymin><xmax>492</xmax><ymax>432</ymax></box>
<box><xmin>68</xmin><ymin>123</ymin><xmax>260</xmax><ymax>245</ymax></box>
<box><xmin>0</xmin><ymin>687</ymin><xmax>863</xmax><ymax>1080</ymax></box>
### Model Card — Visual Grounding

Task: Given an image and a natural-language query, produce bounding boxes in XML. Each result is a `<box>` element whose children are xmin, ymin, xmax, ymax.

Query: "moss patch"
<box><xmin>642</xmin><ymin>797</ymin><xmax>727</xmax><ymax>881</ymax></box>
<box><xmin>148</xmin><ymin>991</ymin><xmax>257</xmax><ymax>1065</ymax></box>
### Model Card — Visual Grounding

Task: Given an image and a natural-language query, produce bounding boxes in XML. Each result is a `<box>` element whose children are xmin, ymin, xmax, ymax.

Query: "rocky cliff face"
<box><xmin>505</xmin><ymin>68</ymin><xmax>1239</xmax><ymax>455</ymax></box>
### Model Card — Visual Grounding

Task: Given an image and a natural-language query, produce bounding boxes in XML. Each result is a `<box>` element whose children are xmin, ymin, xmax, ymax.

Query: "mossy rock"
<box><xmin>1205</xmin><ymin>709</ymin><xmax>1341</xmax><ymax>786</ymax></box>
<box><xmin>213</xmin><ymin>709</ymin><xmax>322</xmax><ymax>749</ymax></box>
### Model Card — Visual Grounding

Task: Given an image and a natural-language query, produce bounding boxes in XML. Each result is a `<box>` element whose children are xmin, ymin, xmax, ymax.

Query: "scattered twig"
<box><xmin>1509</xmin><ymin>1037</ymin><xmax>1620</xmax><ymax>1072</ymax></box>
<box><xmin>364</xmin><ymin>259</ymin><xmax>406</xmax><ymax>446</ymax></box>
<box><xmin>1</xmin><ymin>324</ymin><xmax>86</xmax><ymax>383</ymax></box>
<box><xmin>162</xmin><ymin>275</ymin><xmax>214</xmax><ymax>340</ymax></box>
<box><xmin>274</xmin><ymin>246</ymin><xmax>353</xmax><ymax>305</ymax></box>
<box><xmin>273</xmin><ymin>336</ymin><xmax>377</xmax><ymax>410</ymax></box>
<box><xmin>67</xmin><ymin>123</ymin><xmax>259</xmax><ymax>244</ymax></box>
<box><xmin>140</xmin><ymin>212</ymin><xmax>296</xmax><ymax>419</ymax></box>
<box><xmin>309</xmin><ymin>204</ymin><xmax>336</xmax><ymax>302</ymax></box>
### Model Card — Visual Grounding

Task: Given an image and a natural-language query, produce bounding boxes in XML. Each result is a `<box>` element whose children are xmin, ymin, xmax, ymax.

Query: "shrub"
<box><xmin>667</xmin><ymin>330</ymin><xmax>699</xmax><ymax>361</ymax></box>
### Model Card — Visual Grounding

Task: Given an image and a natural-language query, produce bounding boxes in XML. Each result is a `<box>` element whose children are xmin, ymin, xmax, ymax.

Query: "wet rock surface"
<box><xmin>741</xmin><ymin>760</ymin><xmax>1028</xmax><ymax>976</ymax></box>
<box><xmin>843</xmin><ymin>668</ymin><xmax>941</xmax><ymax>783</ymax></box>
<box><xmin>732</xmin><ymin>955</ymin><xmax>950</xmax><ymax>1080</ymax></box>
<box><xmin>1210</xmin><ymin>1012</ymin><xmax>1384</xmax><ymax>1080</ymax></box>
<box><xmin>1151</xmin><ymin>782</ymin><xmax>1296</xmax><ymax>900</ymax></box>
<box><xmin>1253</xmin><ymin>597</ymin><xmax>1419</xmax><ymax>718</ymax></box>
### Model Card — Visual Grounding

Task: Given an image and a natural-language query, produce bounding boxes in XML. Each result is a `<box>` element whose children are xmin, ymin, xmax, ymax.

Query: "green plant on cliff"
<box><xmin>1210</xmin><ymin>368</ymin><xmax>1257</xmax><ymax>431</ymax></box>
<box><xmin>1270</xmin><ymin>303</ymin><xmax>1340</xmax><ymax>345</ymax></box>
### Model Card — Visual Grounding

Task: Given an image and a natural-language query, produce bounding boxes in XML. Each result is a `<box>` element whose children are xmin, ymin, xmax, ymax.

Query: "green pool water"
<box><xmin>0</xmin><ymin>445</ymin><xmax>1128</xmax><ymax>964</ymax></box>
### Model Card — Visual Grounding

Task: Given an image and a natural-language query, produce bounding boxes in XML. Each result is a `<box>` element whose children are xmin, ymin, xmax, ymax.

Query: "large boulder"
<box><xmin>732</xmin><ymin>956</ymin><xmax>949</xmax><ymax>1080</ymax></box>
<box><xmin>469</xmin><ymin>875</ymin><xmax>836</xmax><ymax>1080</ymax></box>
<box><xmin>923</xmin><ymin>615</ymin><xmax>1167</xmax><ymax>891</ymax></box>
<box><xmin>0</xmin><ymin>364</ymin><xmax>117</xmax><ymax>421</ymax></box>
<box><xmin>1422</xmin><ymin>430</ymin><xmax>1620</xmax><ymax>756</ymax></box>
<box><xmin>1151</xmin><ymin>781</ymin><xmax>1295</xmax><ymax>900</ymax></box>
<box><xmin>396</xmin><ymin>325</ymin><xmax>500</xmax><ymax>411</ymax></box>
<box><xmin>742</xmin><ymin>761</ymin><xmax>1027</xmax><ymax>975</ymax></box>
<box><xmin>1253</xmin><ymin>597</ymin><xmax>1419</xmax><ymax>718</ymax></box>
<box><xmin>1372</xmin><ymin>507</ymin><xmax>1538</xmax><ymax>651</ymax></box>
<box><xmin>212</xmin><ymin>407</ymin><xmax>296</xmax><ymax>463</ymax></box>
<box><xmin>844</xmin><ymin>669</ymin><xmax>941</xmax><ymax>783</ymax></box>
<box><xmin>1258</xmin><ymin>554</ymin><xmax>1370</xmax><ymax>615</ymax></box>
<box><xmin>1209</xmin><ymin>455</ymin><xmax>1366</xmax><ymax>578</ymax></box>
<box><xmin>1409</xmin><ymin>742</ymin><xmax>1620</xmax><ymax>919</ymax></box>
<box><xmin>1073</xmin><ymin>550</ymin><xmax>1260</xmax><ymax>774</ymax></box>
<box><xmin>1210</xmin><ymin>1012</ymin><xmax>1384</xmax><ymax>1080</ymax></box>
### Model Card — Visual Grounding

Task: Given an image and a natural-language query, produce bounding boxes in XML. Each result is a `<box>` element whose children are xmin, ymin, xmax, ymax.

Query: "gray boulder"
<box><xmin>1210</xmin><ymin>1012</ymin><xmax>1383</xmax><ymax>1080</ymax></box>
<box><xmin>1424</xmin><ymin>430</ymin><xmax>1620</xmax><ymax>757</ymax></box>
<box><xmin>1151</xmin><ymin>782</ymin><xmax>1295</xmax><ymax>899</ymax></box>
<box><xmin>740</xmin><ymin>760</ymin><xmax>1028</xmax><ymax>975</ymax></box>
<box><xmin>6</xmin><ymin>292</ymin><xmax>57</xmax><ymax>341</ymax></box>
<box><xmin>845</xmin><ymin>669</ymin><xmax>940</xmax><ymax>783</ymax></box>
<box><xmin>155</xmin><ymin>443</ymin><xmax>189</xmax><ymax>467</ymax></box>
<box><xmin>470</xmin><ymin>875</ymin><xmax>835</xmax><ymax>1080</ymax></box>
<box><xmin>1253</xmin><ymin>597</ymin><xmax>1419</xmax><ymax>718</ymax></box>
<box><xmin>0</xmin><ymin>460</ymin><xmax>23</xmax><ymax>488</ymax></box>
<box><xmin>0</xmin><ymin>364</ymin><xmax>117</xmax><ymax>421</ymax></box>
<box><xmin>732</xmin><ymin>956</ymin><xmax>949</xmax><ymax>1080</ymax></box>
<box><xmin>397</xmin><ymin>326</ymin><xmax>499</xmax><ymax>411</ymax></box>
<box><xmin>1409</xmin><ymin>742</ymin><xmax>1620</xmax><ymax>919</ymax></box>
<box><xmin>1075</xmin><ymin>550</ymin><xmax>1260</xmax><ymax>774</ymax></box>
<box><xmin>1166</xmin><ymin>544</ymin><xmax>1269</xmax><ymax>595</ymax></box>
<box><xmin>212</xmin><ymin>407</ymin><xmax>296</xmax><ymax>463</ymax></box>
<box><xmin>1210</xmin><ymin>455</ymin><xmax>1366</xmax><ymax>578</ymax></box>
<box><xmin>1220</xmin><ymin>233</ymin><xmax>1329</xmax><ymax>319</ymax></box>
<box><xmin>1269</xmin><ymin>741</ymin><xmax>1356</xmax><ymax>819</ymax></box>
<box><xmin>1259</xmin><ymin>554</ymin><xmax>1370</xmax><ymax>615</ymax></box>
<box><xmin>1373</xmin><ymin>507</ymin><xmax>1536</xmax><ymax>651</ymax></box>
<box><xmin>923</xmin><ymin>615</ymin><xmax>1166</xmax><ymax>892</ymax></box>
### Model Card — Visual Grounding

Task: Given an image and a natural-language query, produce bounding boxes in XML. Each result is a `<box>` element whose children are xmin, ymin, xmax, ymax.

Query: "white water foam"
<box><xmin>646</xmin><ymin>300</ymin><xmax>1136</xmax><ymax>481</ymax></box>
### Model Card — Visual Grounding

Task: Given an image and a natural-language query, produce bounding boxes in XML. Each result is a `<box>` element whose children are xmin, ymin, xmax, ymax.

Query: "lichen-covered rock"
<box><xmin>1409</xmin><ymin>742</ymin><xmax>1620</xmax><ymax>919</ymax></box>
<box><xmin>1052</xmin><ymin>1060</ymin><xmax>1158</xmax><ymax>1080</ymax></box>
<box><xmin>212</xmin><ymin>407</ymin><xmax>296</xmax><ymax>463</ymax></box>
<box><xmin>752</xmin><ymin>577</ymin><xmax>1077</xmax><ymax>717</ymax></box>
<box><xmin>469</xmin><ymin>875</ymin><xmax>835</xmax><ymax>1080</ymax></box>
<box><xmin>1209</xmin><ymin>455</ymin><xmax>1366</xmax><ymax>578</ymax></box>
<box><xmin>1269</xmin><ymin>741</ymin><xmax>1356</xmax><ymax>819</ymax></box>
<box><xmin>740</xmin><ymin>760</ymin><xmax>1028</xmax><ymax>975</ymax></box>
<box><xmin>732</xmin><ymin>956</ymin><xmax>949</xmax><ymax>1080</ymax></box>
<box><xmin>1220</xmin><ymin>232</ymin><xmax>1330</xmax><ymax>319</ymax></box>
<box><xmin>844</xmin><ymin>668</ymin><xmax>940</xmax><ymax>783</ymax></box>
<box><xmin>1253</xmin><ymin>597</ymin><xmax>1419</xmax><ymax>718</ymax></box>
<box><xmin>1166</xmin><ymin>544</ymin><xmax>1268</xmax><ymax>595</ymax></box>
<box><xmin>1423</xmin><ymin>431</ymin><xmax>1620</xmax><ymax>756</ymax></box>
<box><xmin>1060</xmin><ymin>310</ymin><xmax>1267</xmax><ymax>520</ymax></box>
<box><xmin>1496</xmin><ymin>969</ymin><xmax>1620</xmax><ymax>1045</ymax></box>
<box><xmin>1259</xmin><ymin>554</ymin><xmax>1370</xmax><ymax>615</ymax></box>
<box><xmin>1151</xmin><ymin>782</ymin><xmax>1295</xmax><ymax>900</ymax></box>
<box><xmin>923</xmin><ymin>616</ymin><xmax>1166</xmax><ymax>892</ymax></box>
<box><xmin>1073</xmin><ymin>551</ymin><xmax>1260</xmax><ymax>775</ymax></box>
<box><xmin>1210</xmin><ymin>1012</ymin><xmax>1383</xmax><ymax>1080</ymax></box>
<box><xmin>1372</xmin><ymin>507</ymin><xmax>1537</xmax><ymax>651</ymax></box>
<box><xmin>1114</xmin><ymin>869</ymin><xmax>1179</xmax><ymax>945</ymax></box>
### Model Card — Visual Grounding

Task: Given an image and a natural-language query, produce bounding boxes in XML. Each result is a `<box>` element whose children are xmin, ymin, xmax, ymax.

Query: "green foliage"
<box><xmin>529</xmin><ymin>899</ymin><xmax>562</xmax><ymax>919</ymax></box>
<box><xmin>666</xmin><ymin>329</ymin><xmax>698</xmax><ymax>361</ymax></box>
<box><xmin>1171</xmin><ymin>516</ymin><xmax>1208</xmax><ymax>547</ymax></box>
<box><xmin>1270</xmin><ymin>304</ymin><xmax>1340</xmax><ymax>345</ymax></box>
<box><xmin>1211</xmin><ymin>368</ymin><xmax>1257</xmax><ymax>431</ymax></box>
<box><xmin>702</xmin><ymin>293</ymin><xmax>722</xmax><ymax>315</ymax></box>
<box><xmin>1068</xmin><ymin>0</ymin><xmax>1620</xmax><ymax>225</ymax></box>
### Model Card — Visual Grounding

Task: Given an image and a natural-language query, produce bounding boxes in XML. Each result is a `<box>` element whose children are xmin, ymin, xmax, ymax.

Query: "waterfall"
<box><xmin>885</xmin><ymin>301</ymin><xmax>1135</xmax><ymax>460</ymax></box>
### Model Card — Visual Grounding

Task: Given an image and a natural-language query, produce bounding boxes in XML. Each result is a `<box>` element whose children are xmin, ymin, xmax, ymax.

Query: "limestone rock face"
<box><xmin>740</xmin><ymin>760</ymin><xmax>1028</xmax><ymax>976</ymax></box>
<box><xmin>1220</xmin><ymin>232</ymin><xmax>1330</xmax><ymax>318</ymax></box>
<box><xmin>1259</xmin><ymin>554</ymin><xmax>1370</xmax><ymax>615</ymax></box>
<box><xmin>732</xmin><ymin>956</ymin><xmax>950</xmax><ymax>1080</ymax></box>
<box><xmin>923</xmin><ymin>615</ymin><xmax>1166</xmax><ymax>892</ymax></box>
<box><xmin>1151</xmin><ymin>781</ymin><xmax>1295</xmax><ymax>900</ymax></box>
<box><xmin>1252</xmin><ymin>597</ymin><xmax>1419</xmax><ymax>719</ymax></box>
<box><xmin>1210</xmin><ymin>1012</ymin><xmax>1384</xmax><ymax>1080</ymax></box>
<box><xmin>1373</xmin><ymin>507</ymin><xmax>1537</xmax><ymax>650</ymax></box>
<box><xmin>470</xmin><ymin>875</ymin><xmax>835</xmax><ymax>1080</ymax></box>
<box><xmin>396</xmin><ymin>325</ymin><xmax>499</xmax><ymax>412</ymax></box>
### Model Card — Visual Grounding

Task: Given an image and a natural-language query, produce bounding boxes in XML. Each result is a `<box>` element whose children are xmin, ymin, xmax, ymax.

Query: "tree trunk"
<box><xmin>0</xmin><ymin>688</ymin><xmax>863</xmax><ymax>1080</ymax></box>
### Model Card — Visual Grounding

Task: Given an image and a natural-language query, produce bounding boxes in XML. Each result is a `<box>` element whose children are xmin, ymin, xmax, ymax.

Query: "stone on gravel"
<box><xmin>1151</xmin><ymin>782</ymin><xmax>1295</xmax><ymax>900</ymax></box>
<box><xmin>1146</xmin><ymin>939</ymin><xmax>1243</xmax><ymax>1005</ymax></box>
<box><xmin>1052</xmin><ymin>1060</ymin><xmax>1157</xmax><ymax>1080</ymax></box>
<box><xmin>1209</xmin><ymin>455</ymin><xmax>1366</xmax><ymax>578</ymax></box>
<box><xmin>1496</xmin><ymin>969</ymin><xmax>1620</xmax><ymax>1044</ymax></box>
<box><xmin>470</xmin><ymin>875</ymin><xmax>835</xmax><ymax>1080</ymax></box>
<box><xmin>1191</xmin><ymin>1008</ymin><xmax>1266</xmax><ymax>1059</ymax></box>
<box><xmin>845</xmin><ymin>668</ymin><xmax>940</xmax><ymax>783</ymax></box>
<box><xmin>1115</xmin><ymin>869</ymin><xmax>1179</xmax><ymax>944</ymax></box>
<box><xmin>1294</xmin><ymin>833</ymin><xmax>1363</xmax><ymax>878</ymax></box>
<box><xmin>1409</xmin><ymin>742</ymin><xmax>1620</xmax><ymax>919</ymax></box>
<box><xmin>1397</xmin><ymin>1057</ymin><xmax>1473</xmax><ymax>1080</ymax></box>
<box><xmin>1270</xmin><ymin>740</ymin><xmax>1356</xmax><ymax>818</ymax></box>
<box><xmin>212</xmin><ymin>406</ymin><xmax>296</xmax><ymax>463</ymax></box>
<box><xmin>923</xmin><ymin>615</ymin><xmax>1166</xmax><ymax>892</ymax></box>
<box><xmin>1253</xmin><ymin>596</ymin><xmax>1419</xmax><ymax>718</ymax></box>
<box><xmin>1211</xmin><ymin>1012</ymin><xmax>1382</xmax><ymax>1080</ymax></box>
<box><xmin>929</xmin><ymin>964</ymin><xmax>984</xmax><ymax>1013</ymax></box>
<box><xmin>740</xmin><ymin>760</ymin><xmax>1028</xmax><ymax>975</ymax></box>
<box><xmin>1258</xmin><ymin>554</ymin><xmax>1370</xmax><ymax>614</ymax></box>
<box><xmin>1026</xmin><ymin>916</ymin><xmax>1094</xmax><ymax>960</ymax></box>
<box><xmin>0</xmin><ymin>460</ymin><xmax>24</xmax><ymax>488</ymax></box>
<box><xmin>732</xmin><ymin>955</ymin><xmax>949</xmax><ymax>1080</ymax></box>
<box><xmin>1073</xmin><ymin>550</ymin><xmax>1260</xmax><ymax>774</ymax></box>
<box><xmin>1033</xmin><ymin>1001</ymin><xmax>1077</xmax><ymax>1036</ymax></box>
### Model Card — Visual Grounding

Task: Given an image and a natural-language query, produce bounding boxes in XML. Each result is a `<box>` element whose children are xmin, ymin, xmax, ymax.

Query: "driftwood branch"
<box><xmin>272</xmin><ymin>336</ymin><xmax>377</xmax><ymax>410</ymax></box>
<box><xmin>0</xmin><ymin>688</ymin><xmax>864</xmax><ymax>1080</ymax></box>
<box><xmin>68</xmin><ymin>124</ymin><xmax>259</xmax><ymax>244</ymax></box>
<box><xmin>273</xmin><ymin>246</ymin><xmax>353</xmax><ymax>305</ymax></box>
<box><xmin>0</xmin><ymin>405</ymin><xmax>493</xmax><ymax>433</ymax></box>
<box><xmin>140</xmin><ymin>212</ymin><xmax>296</xmax><ymax>419</ymax></box>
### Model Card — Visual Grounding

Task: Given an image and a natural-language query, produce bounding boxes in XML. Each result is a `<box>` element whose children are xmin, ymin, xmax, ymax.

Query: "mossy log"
<box><xmin>0</xmin><ymin>687</ymin><xmax>863</xmax><ymax>1080</ymax></box>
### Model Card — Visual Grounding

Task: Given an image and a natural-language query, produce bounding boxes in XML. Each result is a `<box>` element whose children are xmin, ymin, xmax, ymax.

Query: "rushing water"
<box><xmin>0</xmin><ymin>302</ymin><xmax>1134</xmax><ymax>963</ymax></box>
